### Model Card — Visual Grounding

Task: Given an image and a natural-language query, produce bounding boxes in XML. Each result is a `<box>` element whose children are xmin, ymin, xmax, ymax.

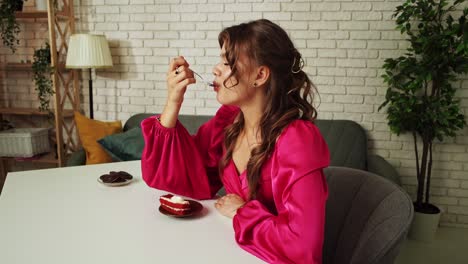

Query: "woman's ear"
<box><xmin>254</xmin><ymin>66</ymin><xmax>270</xmax><ymax>87</ymax></box>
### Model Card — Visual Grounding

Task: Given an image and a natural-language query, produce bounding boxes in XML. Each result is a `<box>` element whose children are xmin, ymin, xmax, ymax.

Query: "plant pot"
<box><xmin>408</xmin><ymin>203</ymin><xmax>441</xmax><ymax>242</ymax></box>
<box><xmin>36</xmin><ymin>0</ymin><xmax>48</xmax><ymax>11</ymax></box>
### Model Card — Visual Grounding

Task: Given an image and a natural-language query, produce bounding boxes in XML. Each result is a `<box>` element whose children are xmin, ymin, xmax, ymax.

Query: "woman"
<box><xmin>141</xmin><ymin>19</ymin><xmax>330</xmax><ymax>264</ymax></box>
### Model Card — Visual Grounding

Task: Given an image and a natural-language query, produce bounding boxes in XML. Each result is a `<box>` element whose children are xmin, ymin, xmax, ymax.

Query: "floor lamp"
<box><xmin>65</xmin><ymin>34</ymin><xmax>113</xmax><ymax>119</ymax></box>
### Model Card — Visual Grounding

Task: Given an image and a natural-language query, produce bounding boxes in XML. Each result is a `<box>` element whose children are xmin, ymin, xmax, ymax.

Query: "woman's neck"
<box><xmin>238</xmin><ymin>86</ymin><xmax>267</xmax><ymax>137</ymax></box>
<box><xmin>243</xmin><ymin>108</ymin><xmax>261</xmax><ymax>130</ymax></box>
<box><xmin>240</xmin><ymin>102</ymin><xmax>265</xmax><ymax>141</ymax></box>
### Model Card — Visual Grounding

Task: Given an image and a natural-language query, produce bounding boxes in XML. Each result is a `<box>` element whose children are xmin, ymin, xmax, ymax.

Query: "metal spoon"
<box><xmin>192</xmin><ymin>70</ymin><xmax>214</xmax><ymax>87</ymax></box>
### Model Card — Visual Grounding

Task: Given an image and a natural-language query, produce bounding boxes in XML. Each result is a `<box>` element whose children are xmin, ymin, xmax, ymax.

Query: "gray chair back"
<box><xmin>315</xmin><ymin>120</ymin><xmax>368</xmax><ymax>171</ymax></box>
<box><xmin>323</xmin><ymin>167</ymin><xmax>413</xmax><ymax>264</ymax></box>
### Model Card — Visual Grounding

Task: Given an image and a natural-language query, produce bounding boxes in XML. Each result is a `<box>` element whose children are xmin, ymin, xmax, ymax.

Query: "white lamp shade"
<box><xmin>66</xmin><ymin>34</ymin><xmax>113</xmax><ymax>69</ymax></box>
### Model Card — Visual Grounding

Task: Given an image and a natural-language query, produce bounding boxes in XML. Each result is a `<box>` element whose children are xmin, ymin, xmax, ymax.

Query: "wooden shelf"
<box><xmin>0</xmin><ymin>0</ymin><xmax>80</xmax><ymax>170</ymax></box>
<box><xmin>1</xmin><ymin>152</ymin><xmax>59</xmax><ymax>165</ymax></box>
<box><xmin>15</xmin><ymin>11</ymin><xmax>48</xmax><ymax>19</ymax></box>
<box><xmin>15</xmin><ymin>11</ymin><xmax>71</xmax><ymax>20</ymax></box>
<box><xmin>29</xmin><ymin>152</ymin><xmax>59</xmax><ymax>164</ymax></box>
<box><xmin>0</xmin><ymin>62</ymin><xmax>66</xmax><ymax>71</ymax></box>
<box><xmin>0</xmin><ymin>108</ymin><xmax>74</xmax><ymax>118</ymax></box>
<box><xmin>0</xmin><ymin>63</ymin><xmax>32</xmax><ymax>71</ymax></box>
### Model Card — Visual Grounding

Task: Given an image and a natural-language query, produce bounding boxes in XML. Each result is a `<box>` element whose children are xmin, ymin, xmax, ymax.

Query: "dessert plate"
<box><xmin>97</xmin><ymin>177</ymin><xmax>133</xmax><ymax>187</ymax></box>
<box><xmin>97</xmin><ymin>171</ymin><xmax>133</xmax><ymax>187</ymax></box>
<box><xmin>159</xmin><ymin>200</ymin><xmax>203</xmax><ymax>218</ymax></box>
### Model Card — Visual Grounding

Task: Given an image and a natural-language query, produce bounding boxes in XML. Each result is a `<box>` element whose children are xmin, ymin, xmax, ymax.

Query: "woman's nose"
<box><xmin>212</xmin><ymin>63</ymin><xmax>221</xmax><ymax>76</ymax></box>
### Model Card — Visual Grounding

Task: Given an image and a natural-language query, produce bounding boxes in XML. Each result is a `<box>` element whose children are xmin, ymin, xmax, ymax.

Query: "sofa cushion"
<box><xmin>98</xmin><ymin>127</ymin><xmax>144</xmax><ymax>161</ymax></box>
<box><xmin>74</xmin><ymin>111</ymin><xmax>122</xmax><ymax>164</ymax></box>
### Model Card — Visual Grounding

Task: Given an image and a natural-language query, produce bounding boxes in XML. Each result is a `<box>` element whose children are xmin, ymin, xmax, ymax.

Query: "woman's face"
<box><xmin>212</xmin><ymin>44</ymin><xmax>257</xmax><ymax>107</ymax></box>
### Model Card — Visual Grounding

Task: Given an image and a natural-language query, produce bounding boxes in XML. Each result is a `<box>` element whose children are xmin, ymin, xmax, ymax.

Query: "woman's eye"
<box><xmin>223</xmin><ymin>63</ymin><xmax>230</xmax><ymax>66</ymax></box>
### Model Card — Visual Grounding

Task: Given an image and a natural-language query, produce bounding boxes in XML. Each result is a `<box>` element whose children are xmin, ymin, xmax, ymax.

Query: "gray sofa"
<box><xmin>67</xmin><ymin>113</ymin><xmax>400</xmax><ymax>185</ymax></box>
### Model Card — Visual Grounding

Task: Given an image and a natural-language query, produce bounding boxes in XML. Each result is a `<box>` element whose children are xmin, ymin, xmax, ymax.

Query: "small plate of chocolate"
<box><xmin>158</xmin><ymin>194</ymin><xmax>203</xmax><ymax>218</ymax></box>
<box><xmin>98</xmin><ymin>171</ymin><xmax>133</xmax><ymax>187</ymax></box>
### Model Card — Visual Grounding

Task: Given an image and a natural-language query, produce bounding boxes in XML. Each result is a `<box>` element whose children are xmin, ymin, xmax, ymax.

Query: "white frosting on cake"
<box><xmin>161</xmin><ymin>195</ymin><xmax>189</xmax><ymax>205</ymax></box>
<box><xmin>171</xmin><ymin>195</ymin><xmax>186</xmax><ymax>203</ymax></box>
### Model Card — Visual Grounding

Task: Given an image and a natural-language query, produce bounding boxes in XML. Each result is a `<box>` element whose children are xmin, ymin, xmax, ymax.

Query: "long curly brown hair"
<box><xmin>218</xmin><ymin>19</ymin><xmax>318</xmax><ymax>199</ymax></box>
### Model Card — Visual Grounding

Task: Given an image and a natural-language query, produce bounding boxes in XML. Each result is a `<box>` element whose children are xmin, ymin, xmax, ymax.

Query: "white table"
<box><xmin>0</xmin><ymin>161</ymin><xmax>263</xmax><ymax>264</ymax></box>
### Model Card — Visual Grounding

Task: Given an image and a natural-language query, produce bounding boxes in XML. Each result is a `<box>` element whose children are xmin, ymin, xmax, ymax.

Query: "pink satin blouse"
<box><xmin>141</xmin><ymin>106</ymin><xmax>330</xmax><ymax>264</ymax></box>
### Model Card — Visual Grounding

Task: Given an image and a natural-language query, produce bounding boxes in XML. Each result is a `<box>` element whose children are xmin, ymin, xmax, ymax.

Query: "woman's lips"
<box><xmin>212</xmin><ymin>81</ymin><xmax>220</xmax><ymax>92</ymax></box>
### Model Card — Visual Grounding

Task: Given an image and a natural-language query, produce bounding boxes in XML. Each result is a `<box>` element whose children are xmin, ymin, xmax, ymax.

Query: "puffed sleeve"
<box><xmin>140</xmin><ymin>106</ymin><xmax>239</xmax><ymax>200</ymax></box>
<box><xmin>233</xmin><ymin>120</ymin><xmax>330</xmax><ymax>264</ymax></box>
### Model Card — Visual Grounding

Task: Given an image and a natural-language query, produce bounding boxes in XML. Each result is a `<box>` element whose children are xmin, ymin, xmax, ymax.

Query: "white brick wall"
<box><xmin>1</xmin><ymin>0</ymin><xmax>467</xmax><ymax>228</ymax></box>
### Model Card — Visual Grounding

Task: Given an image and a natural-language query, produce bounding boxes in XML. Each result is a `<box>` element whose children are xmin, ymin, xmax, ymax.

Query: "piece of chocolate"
<box><xmin>116</xmin><ymin>171</ymin><xmax>133</xmax><ymax>180</ymax></box>
<box><xmin>100</xmin><ymin>174</ymin><xmax>126</xmax><ymax>183</ymax></box>
<box><xmin>108</xmin><ymin>171</ymin><xmax>133</xmax><ymax>180</ymax></box>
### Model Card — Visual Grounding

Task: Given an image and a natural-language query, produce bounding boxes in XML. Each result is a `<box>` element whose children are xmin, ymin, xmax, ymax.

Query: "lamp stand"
<box><xmin>88</xmin><ymin>68</ymin><xmax>94</xmax><ymax>119</ymax></box>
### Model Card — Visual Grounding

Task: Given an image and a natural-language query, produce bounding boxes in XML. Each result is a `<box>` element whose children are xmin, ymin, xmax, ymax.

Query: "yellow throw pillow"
<box><xmin>74</xmin><ymin>111</ymin><xmax>122</xmax><ymax>165</ymax></box>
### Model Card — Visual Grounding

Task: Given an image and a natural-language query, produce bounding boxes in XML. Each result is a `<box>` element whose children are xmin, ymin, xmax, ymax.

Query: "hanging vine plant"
<box><xmin>32</xmin><ymin>42</ymin><xmax>55</xmax><ymax>112</ymax></box>
<box><xmin>0</xmin><ymin>0</ymin><xmax>25</xmax><ymax>53</ymax></box>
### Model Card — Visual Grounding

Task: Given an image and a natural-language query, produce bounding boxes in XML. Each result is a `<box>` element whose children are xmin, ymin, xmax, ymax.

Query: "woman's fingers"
<box><xmin>169</xmin><ymin>73</ymin><xmax>196</xmax><ymax>94</ymax></box>
<box><xmin>215</xmin><ymin>195</ymin><xmax>244</xmax><ymax>219</ymax></box>
<box><xmin>166</xmin><ymin>56</ymin><xmax>196</xmax><ymax>105</ymax></box>
<box><xmin>167</xmin><ymin>65</ymin><xmax>184</xmax><ymax>85</ymax></box>
<box><xmin>175</xmin><ymin>65</ymin><xmax>195</xmax><ymax>79</ymax></box>
<box><xmin>215</xmin><ymin>196</ymin><xmax>226</xmax><ymax>206</ymax></box>
<box><xmin>167</xmin><ymin>66</ymin><xmax>195</xmax><ymax>85</ymax></box>
<box><xmin>168</xmin><ymin>56</ymin><xmax>189</xmax><ymax>72</ymax></box>
<box><xmin>167</xmin><ymin>65</ymin><xmax>195</xmax><ymax>88</ymax></box>
<box><xmin>174</xmin><ymin>78</ymin><xmax>196</xmax><ymax>94</ymax></box>
<box><xmin>173</xmin><ymin>65</ymin><xmax>186</xmax><ymax>77</ymax></box>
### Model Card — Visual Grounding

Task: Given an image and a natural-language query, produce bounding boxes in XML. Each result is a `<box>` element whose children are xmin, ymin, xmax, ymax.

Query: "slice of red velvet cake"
<box><xmin>159</xmin><ymin>194</ymin><xmax>191</xmax><ymax>215</ymax></box>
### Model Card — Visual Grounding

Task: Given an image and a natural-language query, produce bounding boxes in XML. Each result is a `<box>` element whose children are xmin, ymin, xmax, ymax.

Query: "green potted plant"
<box><xmin>32</xmin><ymin>42</ymin><xmax>55</xmax><ymax>112</ymax></box>
<box><xmin>0</xmin><ymin>0</ymin><xmax>26</xmax><ymax>53</ymax></box>
<box><xmin>380</xmin><ymin>0</ymin><xmax>468</xmax><ymax>241</ymax></box>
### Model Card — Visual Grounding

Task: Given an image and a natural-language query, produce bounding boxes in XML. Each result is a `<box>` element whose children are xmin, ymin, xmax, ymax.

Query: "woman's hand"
<box><xmin>166</xmin><ymin>56</ymin><xmax>196</xmax><ymax>106</ymax></box>
<box><xmin>215</xmin><ymin>194</ymin><xmax>246</xmax><ymax>218</ymax></box>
